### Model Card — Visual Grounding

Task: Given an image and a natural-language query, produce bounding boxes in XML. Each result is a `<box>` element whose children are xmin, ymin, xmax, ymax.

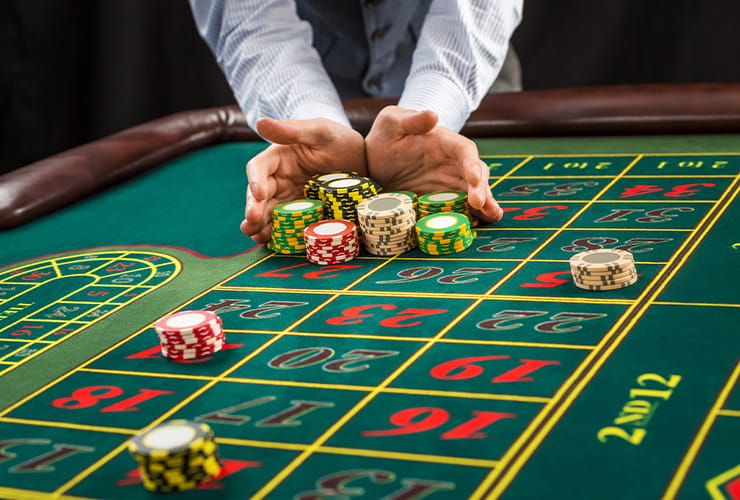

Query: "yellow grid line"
<box><xmin>0</xmin><ymin>150</ymin><xmax>735</xmax><ymax>498</ymax></box>
<box><xmin>480</xmin><ymin>169</ymin><xmax>740</xmax><ymax>498</ymax></box>
<box><xmin>663</xmin><ymin>361</ymin><xmax>740</xmax><ymax>498</ymax></box>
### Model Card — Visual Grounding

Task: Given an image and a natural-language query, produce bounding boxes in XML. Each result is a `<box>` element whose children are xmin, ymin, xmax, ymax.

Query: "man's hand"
<box><xmin>241</xmin><ymin>117</ymin><xmax>366</xmax><ymax>243</ymax></box>
<box><xmin>365</xmin><ymin>105</ymin><xmax>503</xmax><ymax>223</ymax></box>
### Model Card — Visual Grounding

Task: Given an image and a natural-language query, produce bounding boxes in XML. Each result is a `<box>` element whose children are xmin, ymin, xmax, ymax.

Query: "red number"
<box><xmin>105</xmin><ymin>262</ymin><xmax>136</xmax><ymax>272</ymax></box>
<box><xmin>440</xmin><ymin>411</ymin><xmax>517</xmax><ymax>439</ymax></box>
<box><xmin>430</xmin><ymin>356</ymin><xmax>509</xmax><ymax>380</ymax></box>
<box><xmin>362</xmin><ymin>407</ymin><xmax>448</xmax><ymax>437</ymax></box>
<box><xmin>511</xmin><ymin>205</ymin><xmax>569</xmax><ymax>221</ymax></box>
<box><xmin>86</xmin><ymin>291</ymin><xmax>109</xmax><ymax>297</ymax></box>
<box><xmin>255</xmin><ymin>263</ymin><xmax>310</xmax><ymax>278</ymax></box>
<box><xmin>326</xmin><ymin>304</ymin><xmax>396</xmax><ymax>325</ymax></box>
<box><xmin>619</xmin><ymin>185</ymin><xmax>664</xmax><ymax>198</ymax></box>
<box><xmin>362</xmin><ymin>408</ymin><xmax>517</xmax><ymax>440</ymax></box>
<box><xmin>326</xmin><ymin>305</ymin><xmax>447</xmax><ymax>328</ymax></box>
<box><xmin>21</xmin><ymin>271</ymin><xmax>52</xmax><ymax>281</ymax></box>
<box><xmin>379</xmin><ymin>308</ymin><xmax>447</xmax><ymax>328</ymax></box>
<box><xmin>255</xmin><ymin>263</ymin><xmax>362</xmax><ymax>279</ymax></box>
<box><xmin>520</xmin><ymin>271</ymin><xmax>571</xmax><ymax>288</ymax></box>
<box><xmin>490</xmin><ymin>359</ymin><xmax>560</xmax><ymax>383</ymax></box>
<box><xmin>52</xmin><ymin>386</ymin><xmax>124</xmax><ymax>409</ymax></box>
<box><xmin>10</xmin><ymin>325</ymin><xmax>44</xmax><ymax>336</ymax></box>
<box><xmin>302</xmin><ymin>265</ymin><xmax>363</xmax><ymax>279</ymax></box>
<box><xmin>664</xmin><ymin>183</ymin><xmax>715</xmax><ymax>197</ymax></box>
<box><xmin>52</xmin><ymin>328</ymin><xmax>75</xmax><ymax>336</ymax></box>
<box><xmin>52</xmin><ymin>386</ymin><xmax>173</xmax><ymax>412</ymax></box>
<box><xmin>100</xmin><ymin>389</ymin><xmax>174</xmax><ymax>412</ymax></box>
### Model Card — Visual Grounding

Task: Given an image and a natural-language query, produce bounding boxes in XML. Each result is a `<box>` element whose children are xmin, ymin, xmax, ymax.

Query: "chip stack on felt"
<box><xmin>303</xmin><ymin>219</ymin><xmax>360</xmax><ymax>265</ymax></box>
<box><xmin>396</xmin><ymin>191</ymin><xmax>419</xmax><ymax>217</ymax></box>
<box><xmin>304</xmin><ymin>172</ymin><xmax>357</xmax><ymax>200</ymax></box>
<box><xmin>268</xmin><ymin>199</ymin><xmax>324</xmax><ymax>254</ymax></box>
<box><xmin>128</xmin><ymin>419</ymin><xmax>221</xmax><ymax>492</ymax></box>
<box><xmin>318</xmin><ymin>175</ymin><xmax>381</xmax><ymax>223</ymax></box>
<box><xmin>415</xmin><ymin>212</ymin><xmax>476</xmax><ymax>255</ymax></box>
<box><xmin>417</xmin><ymin>191</ymin><xmax>477</xmax><ymax>226</ymax></box>
<box><xmin>357</xmin><ymin>192</ymin><xmax>418</xmax><ymax>256</ymax></box>
<box><xmin>154</xmin><ymin>310</ymin><xmax>225</xmax><ymax>360</ymax></box>
<box><xmin>569</xmin><ymin>249</ymin><xmax>638</xmax><ymax>291</ymax></box>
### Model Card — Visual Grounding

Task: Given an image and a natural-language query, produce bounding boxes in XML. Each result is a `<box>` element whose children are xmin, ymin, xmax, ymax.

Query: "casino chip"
<box><xmin>418</xmin><ymin>191</ymin><xmax>478</xmax><ymax>227</ymax></box>
<box><xmin>318</xmin><ymin>175</ymin><xmax>381</xmax><ymax>223</ymax></box>
<box><xmin>569</xmin><ymin>249</ymin><xmax>638</xmax><ymax>291</ymax></box>
<box><xmin>269</xmin><ymin>199</ymin><xmax>324</xmax><ymax>254</ymax></box>
<box><xmin>154</xmin><ymin>310</ymin><xmax>225</xmax><ymax>360</ymax></box>
<box><xmin>304</xmin><ymin>219</ymin><xmax>360</xmax><ymax>265</ymax></box>
<box><xmin>304</xmin><ymin>172</ymin><xmax>357</xmax><ymax>200</ymax></box>
<box><xmin>128</xmin><ymin>419</ymin><xmax>221</xmax><ymax>492</ymax></box>
<box><xmin>415</xmin><ymin>212</ymin><xmax>475</xmax><ymax>255</ymax></box>
<box><xmin>357</xmin><ymin>192</ymin><xmax>418</xmax><ymax>256</ymax></box>
<box><xmin>395</xmin><ymin>191</ymin><xmax>419</xmax><ymax>217</ymax></box>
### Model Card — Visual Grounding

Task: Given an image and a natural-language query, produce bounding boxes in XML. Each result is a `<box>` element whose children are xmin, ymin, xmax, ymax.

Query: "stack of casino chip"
<box><xmin>418</xmin><ymin>191</ymin><xmax>478</xmax><ymax>226</ymax></box>
<box><xmin>570</xmin><ymin>249</ymin><xmax>638</xmax><ymax>291</ymax></box>
<box><xmin>128</xmin><ymin>419</ymin><xmax>221</xmax><ymax>492</ymax></box>
<box><xmin>303</xmin><ymin>219</ymin><xmax>360</xmax><ymax>265</ymax></box>
<box><xmin>396</xmin><ymin>191</ymin><xmax>419</xmax><ymax>217</ymax></box>
<box><xmin>268</xmin><ymin>199</ymin><xmax>324</xmax><ymax>254</ymax></box>
<box><xmin>154</xmin><ymin>310</ymin><xmax>225</xmax><ymax>360</ymax></box>
<box><xmin>317</xmin><ymin>175</ymin><xmax>381</xmax><ymax>223</ymax></box>
<box><xmin>304</xmin><ymin>172</ymin><xmax>357</xmax><ymax>200</ymax></box>
<box><xmin>357</xmin><ymin>192</ymin><xmax>418</xmax><ymax>256</ymax></box>
<box><xmin>415</xmin><ymin>212</ymin><xmax>476</xmax><ymax>255</ymax></box>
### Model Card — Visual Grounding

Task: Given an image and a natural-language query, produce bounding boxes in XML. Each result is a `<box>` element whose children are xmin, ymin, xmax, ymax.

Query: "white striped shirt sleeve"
<box><xmin>188</xmin><ymin>0</ymin><xmax>351</xmax><ymax>129</ymax></box>
<box><xmin>399</xmin><ymin>0</ymin><xmax>523</xmax><ymax>132</ymax></box>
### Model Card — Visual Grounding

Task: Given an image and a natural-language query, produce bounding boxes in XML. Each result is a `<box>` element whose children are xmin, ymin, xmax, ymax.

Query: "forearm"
<box><xmin>398</xmin><ymin>0</ymin><xmax>523</xmax><ymax>131</ymax></box>
<box><xmin>188</xmin><ymin>0</ymin><xmax>349</xmax><ymax>129</ymax></box>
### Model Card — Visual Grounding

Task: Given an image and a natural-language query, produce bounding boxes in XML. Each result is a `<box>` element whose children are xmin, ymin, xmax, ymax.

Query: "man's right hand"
<box><xmin>241</xmin><ymin>117</ymin><xmax>366</xmax><ymax>243</ymax></box>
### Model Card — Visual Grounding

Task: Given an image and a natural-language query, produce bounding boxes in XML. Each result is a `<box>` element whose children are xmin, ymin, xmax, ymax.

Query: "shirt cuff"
<box><xmin>398</xmin><ymin>75</ymin><xmax>472</xmax><ymax>132</ymax></box>
<box><xmin>290</xmin><ymin>102</ymin><xmax>352</xmax><ymax>129</ymax></box>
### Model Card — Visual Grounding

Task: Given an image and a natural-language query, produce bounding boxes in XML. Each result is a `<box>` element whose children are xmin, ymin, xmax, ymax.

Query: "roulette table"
<box><xmin>0</xmin><ymin>84</ymin><xmax>738</xmax><ymax>499</ymax></box>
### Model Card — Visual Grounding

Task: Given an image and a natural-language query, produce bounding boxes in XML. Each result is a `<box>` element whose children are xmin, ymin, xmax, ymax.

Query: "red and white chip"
<box><xmin>154</xmin><ymin>310</ymin><xmax>226</xmax><ymax>360</ymax></box>
<box><xmin>304</xmin><ymin>219</ymin><xmax>360</xmax><ymax>266</ymax></box>
<box><xmin>155</xmin><ymin>310</ymin><xmax>222</xmax><ymax>335</ymax></box>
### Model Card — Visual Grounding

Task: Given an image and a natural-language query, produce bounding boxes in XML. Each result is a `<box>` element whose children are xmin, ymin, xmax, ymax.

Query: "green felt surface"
<box><xmin>0</xmin><ymin>135</ymin><xmax>738</xmax><ymax>500</ymax></box>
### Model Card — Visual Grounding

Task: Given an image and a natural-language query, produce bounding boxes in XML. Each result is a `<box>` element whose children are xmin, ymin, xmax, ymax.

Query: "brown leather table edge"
<box><xmin>4</xmin><ymin>83</ymin><xmax>740</xmax><ymax>229</ymax></box>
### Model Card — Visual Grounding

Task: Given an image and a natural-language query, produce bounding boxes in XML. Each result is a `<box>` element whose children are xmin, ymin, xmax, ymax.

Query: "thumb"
<box><xmin>257</xmin><ymin>117</ymin><xmax>340</xmax><ymax>147</ymax></box>
<box><xmin>256</xmin><ymin>117</ymin><xmax>302</xmax><ymax>145</ymax></box>
<box><xmin>398</xmin><ymin>109</ymin><xmax>438</xmax><ymax>135</ymax></box>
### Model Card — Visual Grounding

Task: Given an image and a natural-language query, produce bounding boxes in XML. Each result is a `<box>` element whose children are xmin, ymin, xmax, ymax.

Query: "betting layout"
<box><xmin>0</xmin><ymin>152</ymin><xmax>737</xmax><ymax>499</ymax></box>
<box><xmin>0</xmin><ymin>251</ymin><xmax>179</xmax><ymax>375</ymax></box>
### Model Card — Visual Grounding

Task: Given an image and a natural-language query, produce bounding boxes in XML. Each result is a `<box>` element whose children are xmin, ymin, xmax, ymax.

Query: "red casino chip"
<box><xmin>161</xmin><ymin>339</ymin><xmax>224</xmax><ymax>360</ymax></box>
<box><xmin>160</xmin><ymin>331</ymin><xmax>225</xmax><ymax>348</ymax></box>
<box><xmin>303</xmin><ymin>220</ymin><xmax>356</xmax><ymax>241</ymax></box>
<box><xmin>154</xmin><ymin>310</ymin><xmax>222</xmax><ymax>336</ymax></box>
<box><xmin>154</xmin><ymin>310</ymin><xmax>226</xmax><ymax>360</ymax></box>
<box><xmin>304</xmin><ymin>219</ymin><xmax>360</xmax><ymax>266</ymax></box>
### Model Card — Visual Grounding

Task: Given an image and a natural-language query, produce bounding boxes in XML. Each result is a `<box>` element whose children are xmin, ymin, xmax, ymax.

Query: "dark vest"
<box><xmin>295</xmin><ymin>0</ymin><xmax>432</xmax><ymax>97</ymax></box>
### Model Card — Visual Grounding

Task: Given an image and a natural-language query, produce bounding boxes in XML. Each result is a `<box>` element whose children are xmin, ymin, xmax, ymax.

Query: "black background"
<box><xmin>2</xmin><ymin>0</ymin><xmax>738</xmax><ymax>174</ymax></box>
